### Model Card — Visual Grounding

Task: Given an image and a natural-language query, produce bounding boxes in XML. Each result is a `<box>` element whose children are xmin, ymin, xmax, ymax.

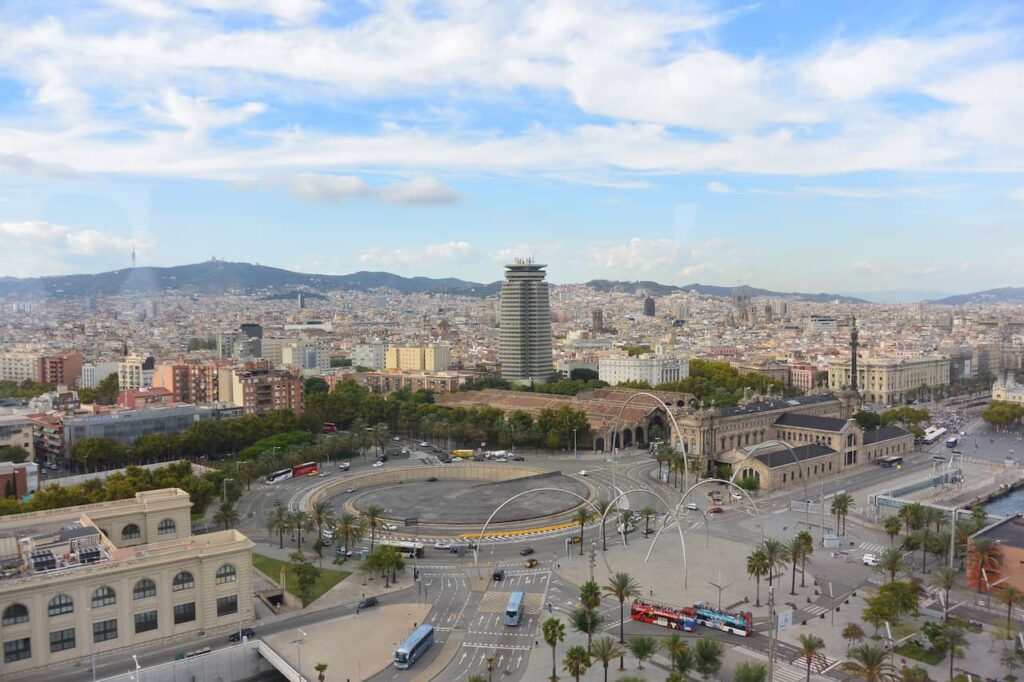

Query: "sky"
<box><xmin>0</xmin><ymin>0</ymin><xmax>1022</xmax><ymax>296</ymax></box>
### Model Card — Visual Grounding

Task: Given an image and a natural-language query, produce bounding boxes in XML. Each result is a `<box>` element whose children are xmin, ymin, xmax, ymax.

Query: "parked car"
<box><xmin>686</xmin><ymin>502</ymin><xmax>699</xmax><ymax>511</ymax></box>
<box><xmin>335</xmin><ymin>546</ymin><xmax>353</xmax><ymax>557</ymax></box>
<box><xmin>862</xmin><ymin>553</ymin><xmax>879</xmax><ymax>567</ymax></box>
<box><xmin>617</xmin><ymin>523</ymin><xmax>636</xmax><ymax>533</ymax></box>
<box><xmin>318</xmin><ymin>470</ymin><xmax>329</xmax><ymax>477</ymax></box>
<box><xmin>519</xmin><ymin>547</ymin><xmax>534</xmax><ymax>556</ymax></box>
<box><xmin>708</xmin><ymin>507</ymin><xmax>723</xmax><ymax>514</ymax></box>
<box><xmin>339</xmin><ymin>462</ymin><xmax>350</xmax><ymax>470</ymax></box>
<box><xmin>492</xmin><ymin>569</ymin><xmax>505</xmax><ymax>581</ymax></box>
<box><xmin>524</xmin><ymin>559</ymin><xmax>539</xmax><ymax>568</ymax></box>
<box><xmin>228</xmin><ymin>628</ymin><xmax>256</xmax><ymax>642</ymax></box>
<box><xmin>568</xmin><ymin>535</ymin><xmax>582</xmax><ymax>544</ymax></box>
<box><xmin>321</xmin><ymin>529</ymin><xmax>334</xmax><ymax>540</ymax></box>
<box><xmin>426</xmin><ymin>476</ymin><xmax>438</xmax><ymax>482</ymax></box>
<box><xmin>358</xmin><ymin>597</ymin><xmax>379</xmax><ymax>609</ymax></box>
<box><xmin>346</xmin><ymin>487</ymin><xmax>357</xmax><ymax>493</ymax></box>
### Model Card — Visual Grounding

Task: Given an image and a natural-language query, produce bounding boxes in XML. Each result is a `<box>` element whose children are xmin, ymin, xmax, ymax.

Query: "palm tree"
<box><xmin>795</xmin><ymin>633</ymin><xmax>825</xmax><ymax>682</ymax></box>
<box><xmin>639</xmin><ymin>505</ymin><xmax>656</xmax><ymax>538</ymax></box>
<box><xmin>619</xmin><ymin>509</ymin><xmax>636</xmax><ymax>546</ymax></box>
<box><xmin>944</xmin><ymin>622</ymin><xmax>968</xmax><ymax>681</ymax></box>
<box><xmin>841</xmin><ymin>643</ymin><xmax>897</xmax><ymax>681</ymax></box>
<box><xmin>831</xmin><ymin>493</ymin><xmax>854</xmax><ymax>536</ymax></box>
<box><xmin>796</xmin><ymin>530</ymin><xmax>814</xmax><ymax>587</ymax></box>
<box><xmin>878</xmin><ymin>547</ymin><xmax>905</xmax><ymax>583</ymax></box>
<box><xmin>595</xmin><ymin>498</ymin><xmax>615</xmax><ymax>551</ymax></box>
<box><xmin>693</xmin><ymin>637</ymin><xmax>724</xmax><ymax>680</ymax></box>
<box><xmin>734</xmin><ymin>661</ymin><xmax>768</xmax><ymax>682</ymax></box>
<box><xmin>290</xmin><ymin>510</ymin><xmax>312</xmax><ymax>550</ymax></box>
<box><xmin>314</xmin><ymin>662</ymin><xmax>327</xmax><ymax>682</ymax></box>
<box><xmin>996</xmin><ymin>585</ymin><xmax>1023</xmax><ymax>637</ymax></box>
<box><xmin>628</xmin><ymin>635</ymin><xmax>656</xmax><ymax>670</ymax></box>
<box><xmin>569</xmin><ymin>607</ymin><xmax>602</xmax><ymax>654</ymax></box>
<box><xmin>371</xmin><ymin>422</ymin><xmax>389</xmax><ymax>456</ymax></box>
<box><xmin>841</xmin><ymin>623</ymin><xmax>865</xmax><ymax>650</ymax></box>
<box><xmin>309</xmin><ymin>500</ymin><xmax>336</xmax><ymax>542</ymax></box>
<box><xmin>580</xmin><ymin>580</ymin><xmax>601</xmax><ymax>610</ymax></box>
<box><xmin>746</xmin><ymin>547</ymin><xmax>769</xmax><ymax>606</ymax></box>
<box><xmin>899</xmin><ymin>502</ymin><xmax>925</xmax><ymax>535</ymax></box>
<box><xmin>365</xmin><ymin>504</ymin><xmax>384</xmax><ymax>552</ymax></box>
<box><xmin>542</xmin><ymin>617</ymin><xmax>565</xmax><ymax>681</ymax></box>
<box><xmin>930</xmin><ymin>565</ymin><xmax>956</xmax><ymax>620</ymax></box>
<box><xmin>335</xmin><ymin>512</ymin><xmax>365</xmax><ymax>558</ymax></box>
<box><xmin>603</xmin><ymin>572</ymin><xmax>641</xmax><ymax>644</ymax></box>
<box><xmin>268</xmin><ymin>505</ymin><xmax>289</xmax><ymax>548</ymax></box>
<box><xmin>213</xmin><ymin>501</ymin><xmax>240</xmax><ymax>530</ymax></box>
<box><xmin>590</xmin><ymin>636</ymin><xmax>624</xmax><ymax>682</ymax></box>
<box><xmin>883</xmin><ymin>516</ymin><xmax>903</xmax><ymax>547</ymax></box>
<box><xmin>562</xmin><ymin>645</ymin><xmax>591</xmax><ymax>682</ymax></box>
<box><xmin>761</xmin><ymin>538</ymin><xmax>790</xmax><ymax>588</ymax></box>
<box><xmin>573</xmin><ymin>508</ymin><xmax>590</xmax><ymax>555</ymax></box>
<box><xmin>660</xmin><ymin>632</ymin><xmax>687</xmax><ymax>673</ymax></box>
<box><xmin>787</xmin><ymin>535</ymin><xmax>806</xmax><ymax>595</ymax></box>
<box><xmin>969</xmin><ymin>537</ymin><xmax>1004</xmax><ymax>593</ymax></box>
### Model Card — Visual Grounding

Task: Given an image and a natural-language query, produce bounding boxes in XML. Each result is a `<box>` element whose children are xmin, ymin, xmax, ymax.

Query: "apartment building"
<box><xmin>79</xmin><ymin>362</ymin><xmax>119</xmax><ymax>390</ymax></box>
<box><xmin>352</xmin><ymin>341</ymin><xmax>387</xmax><ymax>370</ymax></box>
<box><xmin>282</xmin><ymin>340</ymin><xmax>331</xmax><ymax>375</ymax></box>
<box><xmin>152</xmin><ymin>360</ymin><xmax>220</xmax><ymax>404</ymax></box>
<box><xmin>385</xmin><ymin>343</ymin><xmax>451</xmax><ymax>372</ymax></box>
<box><xmin>0</xmin><ymin>416</ymin><xmax>35</xmax><ymax>460</ymax></box>
<box><xmin>117</xmin><ymin>355</ymin><xmax>155</xmax><ymax>392</ymax></box>
<box><xmin>0</xmin><ymin>353</ymin><xmax>41</xmax><ymax>383</ymax></box>
<box><xmin>39</xmin><ymin>352</ymin><xmax>84</xmax><ymax>387</ymax></box>
<box><xmin>788</xmin><ymin>363</ymin><xmax>824</xmax><ymax>391</ymax></box>
<box><xmin>598</xmin><ymin>353</ymin><xmax>689</xmax><ymax>387</ymax></box>
<box><xmin>217</xmin><ymin>366</ymin><xmax>303</xmax><ymax>416</ymax></box>
<box><xmin>0</xmin><ymin>489</ymin><xmax>253</xmax><ymax>677</ymax></box>
<box><xmin>0</xmin><ymin>462</ymin><xmax>39</xmax><ymax>498</ymax></box>
<box><xmin>354</xmin><ymin>369</ymin><xmax>473</xmax><ymax>394</ymax></box>
<box><xmin>827</xmin><ymin>355</ymin><xmax>950</xmax><ymax>405</ymax></box>
<box><xmin>62</xmin><ymin>405</ymin><xmax>240</xmax><ymax>459</ymax></box>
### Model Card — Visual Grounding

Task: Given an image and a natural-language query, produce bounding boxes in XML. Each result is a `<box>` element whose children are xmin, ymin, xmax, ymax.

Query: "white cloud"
<box><xmin>288</xmin><ymin>174</ymin><xmax>371</xmax><ymax>203</ymax></box>
<box><xmin>359</xmin><ymin>241</ymin><xmax>476</xmax><ymax>268</ymax></box>
<box><xmin>705</xmin><ymin>181</ymin><xmax>732</xmax><ymax>194</ymax></box>
<box><xmin>1011</xmin><ymin>187</ymin><xmax>1024</xmax><ymax>201</ymax></box>
<box><xmin>144</xmin><ymin>89</ymin><xmax>266</xmax><ymax>139</ymax></box>
<box><xmin>584</xmin><ymin>236</ymin><xmax>737</xmax><ymax>282</ymax></box>
<box><xmin>377</xmin><ymin>177</ymin><xmax>462</xmax><ymax>205</ymax></box>
<box><xmin>0</xmin><ymin>220</ymin><xmax>149</xmax><ymax>275</ymax></box>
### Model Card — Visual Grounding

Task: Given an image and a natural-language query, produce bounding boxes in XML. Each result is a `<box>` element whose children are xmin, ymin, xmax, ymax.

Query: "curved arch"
<box><xmin>47</xmin><ymin>594</ymin><xmax>74</xmax><ymax>617</ymax></box>
<box><xmin>609</xmin><ymin>392</ymin><xmax>690</xmax><ymax>484</ymax></box>
<box><xmin>727</xmin><ymin>439</ymin><xmax>811</xmax><ymax>534</ymax></box>
<box><xmin>121</xmin><ymin>523</ymin><xmax>141</xmax><ymax>541</ymax></box>
<box><xmin>133</xmin><ymin>578</ymin><xmax>156</xmax><ymax>600</ymax></box>
<box><xmin>172</xmin><ymin>571</ymin><xmax>194</xmax><ymax>592</ymax></box>
<box><xmin>215</xmin><ymin>563</ymin><xmax>237</xmax><ymax>584</ymax></box>
<box><xmin>91</xmin><ymin>586</ymin><xmax>116</xmax><ymax>607</ymax></box>
<box><xmin>2</xmin><ymin>603</ymin><xmax>28</xmax><ymax>626</ymax></box>
<box><xmin>603</xmin><ymin>487</ymin><xmax>687</xmax><ymax>579</ymax></box>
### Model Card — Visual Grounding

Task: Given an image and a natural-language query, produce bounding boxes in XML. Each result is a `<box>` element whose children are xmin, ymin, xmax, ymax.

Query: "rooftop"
<box><xmin>863</xmin><ymin>426</ymin><xmax>911</xmax><ymax>444</ymax></box>
<box><xmin>752</xmin><ymin>442</ymin><xmax>836</xmax><ymax>468</ymax></box>
<box><xmin>974</xmin><ymin>514</ymin><xmax>1024</xmax><ymax>548</ymax></box>
<box><xmin>717</xmin><ymin>392</ymin><xmax>838</xmax><ymax>418</ymax></box>
<box><xmin>773</xmin><ymin>412</ymin><xmax>849</xmax><ymax>432</ymax></box>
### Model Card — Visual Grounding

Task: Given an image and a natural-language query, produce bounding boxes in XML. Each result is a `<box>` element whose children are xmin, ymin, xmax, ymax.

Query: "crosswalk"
<box><xmin>803</xmin><ymin>603</ymin><xmax>829</xmax><ymax>617</ymax></box>
<box><xmin>772</xmin><ymin>662</ymin><xmax>811</xmax><ymax>682</ymax></box>
<box><xmin>859</xmin><ymin>541</ymin><xmax>888</xmax><ymax>554</ymax></box>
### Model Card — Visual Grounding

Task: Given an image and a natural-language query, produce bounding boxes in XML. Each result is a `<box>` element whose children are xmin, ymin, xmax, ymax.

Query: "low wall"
<box><xmin>97</xmin><ymin>641</ymin><xmax>278</xmax><ymax>682</ymax></box>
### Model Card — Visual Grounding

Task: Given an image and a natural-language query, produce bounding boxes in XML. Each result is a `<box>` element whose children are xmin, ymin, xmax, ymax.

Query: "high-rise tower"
<box><xmin>499</xmin><ymin>259</ymin><xmax>553</xmax><ymax>384</ymax></box>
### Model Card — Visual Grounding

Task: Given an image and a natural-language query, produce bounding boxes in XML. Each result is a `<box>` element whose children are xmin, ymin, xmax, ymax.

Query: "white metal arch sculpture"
<box><xmin>727</xmin><ymin>439</ymin><xmax>811</xmax><ymax>531</ymax></box>
<box><xmin>608</xmin><ymin>391</ymin><xmax>692</xmax><ymax>483</ymax></box>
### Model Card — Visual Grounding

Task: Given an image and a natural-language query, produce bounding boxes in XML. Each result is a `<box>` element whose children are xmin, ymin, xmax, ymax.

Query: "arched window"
<box><xmin>2</xmin><ymin>604</ymin><xmax>28</xmax><ymax>626</ymax></box>
<box><xmin>215</xmin><ymin>564</ymin><xmax>237</xmax><ymax>584</ymax></box>
<box><xmin>172</xmin><ymin>571</ymin><xmax>194</xmax><ymax>592</ymax></box>
<box><xmin>91</xmin><ymin>587</ymin><xmax>116</xmax><ymax>608</ymax></box>
<box><xmin>133</xmin><ymin>579</ymin><xmax>156</xmax><ymax>600</ymax></box>
<box><xmin>157</xmin><ymin>518</ymin><xmax>176</xmax><ymax>535</ymax></box>
<box><xmin>48</xmin><ymin>594</ymin><xmax>74</xmax><ymax>617</ymax></box>
<box><xmin>121</xmin><ymin>523</ymin><xmax>141</xmax><ymax>540</ymax></box>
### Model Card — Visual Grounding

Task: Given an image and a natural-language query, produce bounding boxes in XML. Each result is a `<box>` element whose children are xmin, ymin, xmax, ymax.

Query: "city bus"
<box><xmin>693</xmin><ymin>603</ymin><xmax>753</xmax><ymax>636</ymax></box>
<box><xmin>878</xmin><ymin>456</ymin><xmax>903</xmax><ymax>469</ymax></box>
<box><xmin>946</xmin><ymin>436</ymin><xmax>959</xmax><ymax>449</ymax></box>
<box><xmin>504</xmin><ymin>591</ymin><xmax>525</xmax><ymax>626</ymax></box>
<box><xmin>378</xmin><ymin>540</ymin><xmax>425</xmax><ymax>558</ymax></box>
<box><xmin>394</xmin><ymin>624</ymin><xmax>434</xmax><ymax>669</ymax></box>
<box><xmin>265</xmin><ymin>468</ymin><xmax>292</xmax><ymax>485</ymax></box>
<box><xmin>923</xmin><ymin>427</ymin><xmax>948</xmax><ymax>445</ymax></box>
<box><xmin>291</xmin><ymin>461</ymin><xmax>319</xmax><ymax>477</ymax></box>
<box><xmin>630</xmin><ymin>598</ymin><xmax>697</xmax><ymax>632</ymax></box>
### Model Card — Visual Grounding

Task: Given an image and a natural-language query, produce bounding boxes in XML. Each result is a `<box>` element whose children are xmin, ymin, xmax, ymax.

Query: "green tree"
<box><xmin>590</xmin><ymin>636</ymin><xmax>625</xmax><ymax>682</ymax></box>
<box><xmin>787</xmin><ymin>535</ymin><xmax>807</xmax><ymax>595</ymax></box>
<box><xmin>562</xmin><ymin>645</ymin><xmax>591</xmax><ymax>682</ymax></box>
<box><xmin>365</xmin><ymin>504</ymin><xmax>385</xmax><ymax>552</ymax></box>
<box><xmin>0</xmin><ymin>446</ymin><xmax>28</xmax><ymax>464</ymax></box>
<box><xmin>929</xmin><ymin>566</ymin><xmax>956</xmax><ymax>621</ymax></box>
<box><xmin>879</xmin><ymin>547</ymin><xmax>906</xmax><ymax>583</ymax></box>
<box><xmin>213</xmin><ymin>501</ymin><xmax>239</xmax><ymax>530</ymax></box>
<box><xmin>309</xmin><ymin>499</ymin><xmax>336</xmax><ymax>542</ymax></box>
<box><xmin>639</xmin><ymin>506</ymin><xmax>656</xmax><ymax>537</ymax></box>
<box><xmin>761</xmin><ymin>538</ymin><xmax>790</xmax><ymax>589</ymax></box>
<box><xmin>542</xmin><ymin>617</ymin><xmax>565</xmax><ymax>681</ymax></box>
<box><xmin>660</xmin><ymin>632</ymin><xmax>688</xmax><ymax>674</ymax></box>
<box><xmin>795</xmin><ymin>633</ymin><xmax>826</xmax><ymax>682</ymax></box>
<box><xmin>569</xmin><ymin>607</ymin><xmax>602</xmax><ymax>654</ymax></box>
<box><xmin>304</xmin><ymin>377</ymin><xmax>329</xmax><ymax>396</ymax></box>
<box><xmin>94</xmin><ymin>373</ymin><xmax>120</xmax><ymax>405</ymax></box>
<box><xmin>290</xmin><ymin>552</ymin><xmax>321</xmax><ymax>606</ymax></box>
<box><xmin>831</xmin><ymin>493</ymin><xmax>854</xmax><ymax>536</ymax></box>
<box><xmin>943</xmin><ymin>622</ymin><xmax>968</xmax><ymax>681</ymax></box>
<box><xmin>574</xmin><ymin>508</ymin><xmax>590</xmax><ymax>556</ymax></box>
<box><xmin>746</xmin><ymin>546</ymin><xmax>769</xmax><ymax>606</ymax></box>
<box><xmin>842</xmin><ymin>644</ymin><xmax>898</xmax><ymax>681</ymax></box>
<box><xmin>884</xmin><ymin>516</ymin><xmax>903</xmax><ymax>547</ymax></box>
<box><xmin>996</xmin><ymin>585</ymin><xmax>1023</xmax><ymax>637</ymax></box>
<box><xmin>314</xmin><ymin>662</ymin><xmax>327</xmax><ymax>682</ymax></box>
<box><xmin>603</xmin><ymin>572</ymin><xmax>642</xmax><ymax>644</ymax></box>
<box><xmin>734</xmin><ymin>661</ymin><xmax>768</xmax><ymax>682</ymax></box>
<box><xmin>854</xmin><ymin>410</ymin><xmax>883</xmax><ymax>430</ymax></box>
<box><xmin>335</xmin><ymin>512</ymin><xmax>365</xmax><ymax>559</ymax></box>
<box><xmin>619</xmin><ymin>509</ymin><xmax>636</xmax><ymax>546</ymax></box>
<box><xmin>842</xmin><ymin>623</ymin><xmax>865</xmax><ymax>650</ymax></box>
<box><xmin>969</xmin><ymin>537</ymin><xmax>1003</xmax><ymax>593</ymax></box>
<box><xmin>580</xmin><ymin>580</ymin><xmax>602</xmax><ymax>610</ymax></box>
<box><xmin>268</xmin><ymin>504</ymin><xmax>289</xmax><ymax>548</ymax></box>
<box><xmin>629</xmin><ymin>635</ymin><xmax>656</xmax><ymax>670</ymax></box>
<box><xmin>693</xmin><ymin>637</ymin><xmax>724</xmax><ymax>680</ymax></box>
<box><xmin>290</xmin><ymin>510</ymin><xmax>313</xmax><ymax>550</ymax></box>
<box><xmin>595</xmin><ymin>498</ymin><xmax>615</xmax><ymax>551</ymax></box>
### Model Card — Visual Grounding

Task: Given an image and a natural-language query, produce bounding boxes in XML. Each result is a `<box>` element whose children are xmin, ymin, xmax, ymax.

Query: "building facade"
<box><xmin>353</xmin><ymin>369</ymin><xmax>473</xmax><ymax>394</ymax></box>
<box><xmin>643</xmin><ymin>297</ymin><xmax>656</xmax><ymax>317</ymax></box>
<box><xmin>352</xmin><ymin>341</ymin><xmax>387</xmax><ymax>370</ymax></box>
<box><xmin>79</xmin><ymin>362</ymin><xmax>119</xmax><ymax>390</ymax></box>
<box><xmin>39</xmin><ymin>352</ymin><xmax>84</xmax><ymax>387</ymax></box>
<box><xmin>499</xmin><ymin>260</ymin><xmax>554</xmax><ymax>384</ymax></box>
<box><xmin>218</xmin><ymin>366</ymin><xmax>303</xmax><ymax>417</ymax></box>
<box><xmin>828</xmin><ymin>356</ymin><xmax>950</xmax><ymax>405</ymax></box>
<box><xmin>0</xmin><ymin>489</ymin><xmax>253</xmax><ymax>677</ymax></box>
<box><xmin>384</xmin><ymin>343</ymin><xmax>451</xmax><ymax>372</ymax></box>
<box><xmin>0</xmin><ymin>353</ymin><xmax>41</xmax><ymax>383</ymax></box>
<box><xmin>0</xmin><ymin>416</ymin><xmax>35</xmax><ymax>460</ymax></box>
<box><xmin>598</xmin><ymin>354</ymin><xmax>689</xmax><ymax>387</ymax></box>
<box><xmin>62</xmin><ymin>405</ymin><xmax>237</xmax><ymax>458</ymax></box>
<box><xmin>117</xmin><ymin>355</ymin><xmax>155</xmax><ymax>392</ymax></box>
<box><xmin>992</xmin><ymin>377</ymin><xmax>1024</xmax><ymax>405</ymax></box>
<box><xmin>152</xmin><ymin>360</ymin><xmax>220</xmax><ymax>404</ymax></box>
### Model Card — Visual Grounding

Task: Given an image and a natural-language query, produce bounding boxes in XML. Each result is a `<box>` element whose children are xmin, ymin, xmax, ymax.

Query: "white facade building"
<box><xmin>352</xmin><ymin>341</ymin><xmax>387</xmax><ymax>370</ymax></box>
<box><xmin>79</xmin><ymin>362</ymin><xmax>120</xmax><ymax>389</ymax></box>
<box><xmin>0</xmin><ymin>352</ymin><xmax>40</xmax><ymax>383</ymax></box>
<box><xmin>807</xmin><ymin>315</ymin><xmax>839</xmax><ymax>334</ymax></box>
<box><xmin>599</xmin><ymin>354</ymin><xmax>690</xmax><ymax>387</ymax></box>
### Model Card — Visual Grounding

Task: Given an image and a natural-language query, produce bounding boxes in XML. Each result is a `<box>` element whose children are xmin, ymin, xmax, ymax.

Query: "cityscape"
<box><xmin>1</xmin><ymin>2</ymin><xmax>1024</xmax><ymax>682</ymax></box>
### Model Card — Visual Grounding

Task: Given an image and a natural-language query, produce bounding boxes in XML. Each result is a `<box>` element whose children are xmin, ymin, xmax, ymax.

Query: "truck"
<box><xmin>451</xmin><ymin>449</ymin><xmax>475</xmax><ymax>459</ymax></box>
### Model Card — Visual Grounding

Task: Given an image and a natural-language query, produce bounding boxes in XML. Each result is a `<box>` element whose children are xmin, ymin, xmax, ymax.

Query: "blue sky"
<box><xmin>0</xmin><ymin>0</ymin><xmax>1022</xmax><ymax>294</ymax></box>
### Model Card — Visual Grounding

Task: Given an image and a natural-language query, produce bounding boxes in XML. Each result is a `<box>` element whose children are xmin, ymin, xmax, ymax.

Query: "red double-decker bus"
<box><xmin>322</xmin><ymin>422</ymin><xmax>337</xmax><ymax>433</ymax></box>
<box><xmin>291</xmin><ymin>461</ymin><xmax>319</xmax><ymax>477</ymax></box>
<box><xmin>630</xmin><ymin>599</ymin><xmax>696</xmax><ymax>631</ymax></box>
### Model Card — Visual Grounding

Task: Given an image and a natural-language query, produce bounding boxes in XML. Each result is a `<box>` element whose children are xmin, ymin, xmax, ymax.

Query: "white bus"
<box><xmin>265</xmin><ymin>468</ymin><xmax>292</xmax><ymax>485</ymax></box>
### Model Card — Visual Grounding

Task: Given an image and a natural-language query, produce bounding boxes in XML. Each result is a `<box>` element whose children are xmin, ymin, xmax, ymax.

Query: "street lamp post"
<box><xmin>573</xmin><ymin>428</ymin><xmax>578</xmax><ymax>459</ymax></box>
<box><xmin>223</xmin><ymin>477</ymin><xmax>234</xmax><ymax>502</ymax></box>
<box><xmin>86</xmin><ymin>607</ymin><xmax>97</xmax><ymax>681</ymax></box>
<box><xmin>292</xmin><ymin>629</ymin><xmax>307</xmax><ymax>682</ymax></box>
<box><xmin>132</xmin><ymin>654</ymin><xmax>141</xmax><ymax>682</ymax></box>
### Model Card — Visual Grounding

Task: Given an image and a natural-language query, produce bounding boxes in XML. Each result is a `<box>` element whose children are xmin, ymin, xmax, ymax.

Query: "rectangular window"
<box><xmin>4</xmin><ymin>637</ymin><xmax>31</xmax><ymax>662</ymax></box>
<box><xmin>173</xmin><ymin>602</ymin><xmax>196</xmax><ymax>625</ymax></box>
<box><xmin>134</xmin><ymin>610</ymin><xmax>158</xmax><ymax>634</ymax></box>
<box><xmin>93</xmin><ymin>619</ymin><xmax>118</xmax><ymax>643</ymax></box>
<box><xmin>49</xmin><ymin>628</ymin><xmax>75</xmax><ymax>653</ymax></box>
<box><xmin>216</xmin><ymin>595</ymin><xmax>238</xmax><ymax>617</ymax></box>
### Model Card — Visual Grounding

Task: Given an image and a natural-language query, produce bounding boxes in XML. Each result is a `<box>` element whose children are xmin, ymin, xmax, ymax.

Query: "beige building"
<box><xmin>828</xmin><ymin>356</ymin><xmax>949</xmax><ymax>405</ymax></box>
<box><xmin>0</xmin><ymin>489</ymin><xmax>253</xmax><ymax>677</ymax></box>
<box><xmin>117</xmin><ymin>355</ymin><xmax>154</xmax><ymax>392</ymax></box>
<box><xmin>0</xmin><ymin>352</ymin><xmax>41</xmax><ymax>383</ymax></box>
<box><xmin>0</xmin><ymin>416</ymin><xmax>35</xmax><ymax>460</ymax></box>
<box><xmin>385</xmin><ymin>343</ymin><xmax>451</xmax><ymax>372</ymax></box>
<box><xmin>992</xmin><ymin>377</ymin><xmax>1024</xmax><ymax>405</ymax></box>
<box><xmin>218</xmin><ymin>365</ymin><xmax>304</xmax><ymax>416</ymax></box>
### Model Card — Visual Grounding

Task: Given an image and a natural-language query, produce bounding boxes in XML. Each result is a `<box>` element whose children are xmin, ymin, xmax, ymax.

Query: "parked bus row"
<box><xmin>630</xmin><ymin>598</ymin><xmax>753</xmax><ymax>637</ymax></box>
<box><xmin>265</xmin><ymin>461</ymin><xmax>320</xmax><ymax>484</ymax></box>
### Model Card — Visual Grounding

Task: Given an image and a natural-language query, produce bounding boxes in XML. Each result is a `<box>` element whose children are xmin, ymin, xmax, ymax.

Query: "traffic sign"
<box><xmin>778</xmin><ymin>609</ymin><xmax>794</xmax><ymax>632</ymax></box>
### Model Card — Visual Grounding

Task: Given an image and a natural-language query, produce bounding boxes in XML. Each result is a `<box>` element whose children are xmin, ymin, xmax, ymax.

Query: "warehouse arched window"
<box><xmin>157</xmin><ymin>518</ymin><xmax>176</xmax><ymax>535</ymax></box>
<box><xmin>172</xmin><ymin>571</ymin><xmax>194</xmax><ymax>592</ymax></box>
<box><xmin>215</xmin><ymin>564</ymin><xmax>236</xmax><ymax>584</ymax></box>
<box><xmin>91</xmin><ymin>587</ymin><xmax>116</xmax><ymax>608</ymax></box>
<box><xmin>121</xmin><ymin>523</ymin><xmax>141</xmax><ymax>540</ymax></box>
<box><xmin>2</xmin><ymin>604</ymin><xmax>28</xmax><ymax>626</ymax></box>
<box><xmin>48</xmin><ymin>594</ymin><xmax>74</xmax><ymax>617</ymax></box>
<box><xmin>133</xmin><ymin>579</ymin><xmax>156</xmax><ymax>600</ymax></box>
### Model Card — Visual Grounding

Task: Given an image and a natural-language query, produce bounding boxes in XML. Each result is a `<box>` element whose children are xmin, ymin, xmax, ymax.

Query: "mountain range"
<box><xmin>0</xmin><ymin>260</ymin><xmax>1017</xmax><ymax>305</ymax></box>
